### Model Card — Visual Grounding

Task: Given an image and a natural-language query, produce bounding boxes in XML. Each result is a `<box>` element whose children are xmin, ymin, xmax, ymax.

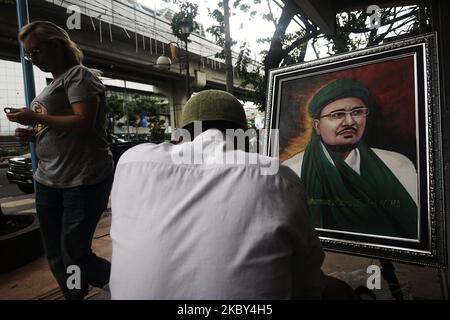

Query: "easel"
<box><xmin>379</xmin><ymin>260</ymin><xmax>450</xmax><ymax>300</ymax></box>
<box><xmin>379</xmin><ymin>259</ymin><xmax>404</xmax><ymax>300</ymax></box>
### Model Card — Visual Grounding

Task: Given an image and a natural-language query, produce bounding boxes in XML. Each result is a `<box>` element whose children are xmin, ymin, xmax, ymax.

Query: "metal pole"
<box><xmin>185</xmin><ymin>39</ymin><xmax>190</xmax><ymax>99</ymax></box>
<box><xmin>123</xmin><ymin>80</ymin><xmax>130</xmax><ymax>141</ymax></box>
<box><xmin>16</xmin><ymin>0</ymin><xmax>38</xmax><ymax>181</ymax></box>
<box><xmin>223</xmin><ymin>0</ymin><xmax>234</xmax><ymax>94</ymax></box>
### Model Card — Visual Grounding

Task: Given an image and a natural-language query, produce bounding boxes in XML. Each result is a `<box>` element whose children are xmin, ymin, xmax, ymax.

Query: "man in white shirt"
<box><xmin>110</xmin><ymin>90</ymin><xmax>350</xmax><ymax>299</ymax></box>
<box><xmin>283</xmin><ymin>79</ymin><xmax>418</xmax><ymax>239</ymax></box>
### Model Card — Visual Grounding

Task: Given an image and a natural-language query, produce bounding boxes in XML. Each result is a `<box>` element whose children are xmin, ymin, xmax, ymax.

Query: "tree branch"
<box><xmin>265</xmin><ymin>2</ymin><xmax>296</xmax><ymax>65</ymax></box>
<box><xmin>311</xmin><ymin>39</ymin><xmax>320</xmax><ymax>59</ymax></box>
<box><xmin>349</xmin><ymin>7</ymin><xmax>418</xmax><ymax>34</ymax></box>
<box><xmin>283</xmin><ymin>33</ymin><xmax>314</xmax><ymax>56</ymax></box>
<box><xmin>265</xmin><ymin>0</ymin><xmax>278</xmax><ymax>29</ymax></box>
<box><xmin>373</xmin><ymin>16</ymin><xmax>417</xmax><ymax>44</ymax></box>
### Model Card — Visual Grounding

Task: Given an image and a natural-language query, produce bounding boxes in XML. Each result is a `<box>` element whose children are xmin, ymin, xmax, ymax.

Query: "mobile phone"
<box><xmin>4</xmin><ymin>107</ymin><xmax>12</xmax><ymax>113</ymax></box>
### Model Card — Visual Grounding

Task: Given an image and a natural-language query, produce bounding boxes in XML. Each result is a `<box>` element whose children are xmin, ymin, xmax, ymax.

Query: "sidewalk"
<box><xmin>0</xmin><ymin>204</ymin><xmax>445</xmax><ymax>300</ymax></box>
<box><xmin>0</xmin><ymin>206</ymin><xmax>112</xmax><ymax>300</ymax></box>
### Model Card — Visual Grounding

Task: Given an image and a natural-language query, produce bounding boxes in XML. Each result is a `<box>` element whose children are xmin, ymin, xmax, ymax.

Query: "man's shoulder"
<box><xmin>117</xmin><ymin>142</ymin><xmax>174</xmax><ymax>166</ymax></box>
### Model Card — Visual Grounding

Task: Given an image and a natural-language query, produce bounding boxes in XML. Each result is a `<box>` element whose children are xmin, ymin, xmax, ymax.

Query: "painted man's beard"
<box><xmin>321</xmin><ymin>140</ymin><xmax>359</xmax><ymax>153</ymax></box>
<box><xmin>320</xmin><ymin>126</ymin><xmax>360</xmax><ymax>153</ymax></box>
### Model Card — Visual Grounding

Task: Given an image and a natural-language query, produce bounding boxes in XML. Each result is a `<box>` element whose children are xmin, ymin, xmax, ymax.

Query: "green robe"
<box><xmin>301</xmin><ymin>133</ymin><xmax>418</xmax><ymax>239</ymax></box>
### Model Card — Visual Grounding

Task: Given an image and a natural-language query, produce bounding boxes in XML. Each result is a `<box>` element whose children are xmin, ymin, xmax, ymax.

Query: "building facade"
<box><xmin>0</xmin><ymin>59</ymin><xmax>49</xmax><ymax>136</ymax></box>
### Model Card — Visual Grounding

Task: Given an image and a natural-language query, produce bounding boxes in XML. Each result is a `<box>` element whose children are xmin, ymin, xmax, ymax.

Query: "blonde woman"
<box><xmin>6</xmin><ymin>21</ymin><xmax>114</xmax><ymax>300</ymax></box>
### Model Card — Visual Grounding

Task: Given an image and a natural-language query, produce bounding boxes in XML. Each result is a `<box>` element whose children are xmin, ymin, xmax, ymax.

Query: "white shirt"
<box><xmin>110</xmin><ymin>129</ymin><xmax>325</xmax><ymax>300</ymax></box>
<box><xmin>283</xmin><ymin>144</ymin><xmax>418</xmax><ymax>205</ymax></box>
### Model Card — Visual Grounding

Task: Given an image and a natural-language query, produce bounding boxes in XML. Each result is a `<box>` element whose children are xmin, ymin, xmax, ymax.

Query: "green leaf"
<box><xmin>262</xmin><ymin>13</ymin><xmax>274</xmax><ymax>22</ymax></box>
<box><xmin>170</xmin><ymin>1</ymin><xmax>200</xmax><ymax>42</ymax></box>
<box><xmin>240</xmin><ymin>4</ymin><xmax>251</xmax><ymax>12</ymax></box>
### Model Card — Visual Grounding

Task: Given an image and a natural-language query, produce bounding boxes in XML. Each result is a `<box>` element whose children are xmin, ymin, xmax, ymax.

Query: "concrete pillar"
<box><xmin>154</xmin><ymin>81</ymin><xmax>188</xmax><ymax>130</ymax></box>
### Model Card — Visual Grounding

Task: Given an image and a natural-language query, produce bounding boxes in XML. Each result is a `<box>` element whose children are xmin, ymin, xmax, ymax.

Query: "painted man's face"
<box><xmin>313</xmin><ymin>97</ymin><xmax>368</xmax><ymax>148</ymax></box>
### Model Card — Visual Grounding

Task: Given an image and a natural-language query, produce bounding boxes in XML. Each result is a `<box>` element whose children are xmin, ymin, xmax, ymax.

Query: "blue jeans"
<box><xmin>35</xmin><ymin>174</ymin><xmax>113</xmax><ymax>300</ymax></box>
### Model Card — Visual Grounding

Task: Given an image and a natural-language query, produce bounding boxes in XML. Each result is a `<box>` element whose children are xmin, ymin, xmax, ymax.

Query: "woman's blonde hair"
<box><xmin>18</xmin><ymin>21</ymin><xmax>102</xmax><ymax>76</ymax></box>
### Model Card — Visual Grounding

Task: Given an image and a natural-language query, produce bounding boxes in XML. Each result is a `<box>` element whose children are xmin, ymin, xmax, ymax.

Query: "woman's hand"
<box><xmin>14</xmin><ymin>128</ymin><xmax>35</xmax><ymax>144</ymax></box>
<box><xmin>6</xmin><ymin>108</ymin><xmax>39</xmax><ymax>125</ymax></box>
<box><xmin>7</xmin><ymin>102</ymin><xmax>99</xmax><ymax>132</ymax></box>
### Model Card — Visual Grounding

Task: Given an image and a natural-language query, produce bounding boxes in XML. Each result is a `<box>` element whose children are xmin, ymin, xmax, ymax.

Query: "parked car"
<box><xmin>6</xmin><ymin>154</ymin><xmax>34</xmax><ymax>194</ymax></box>
<box><xmin>6</xmin><ymin>140</ymin><xmax>146</xmax><ymax>194</ymax></box>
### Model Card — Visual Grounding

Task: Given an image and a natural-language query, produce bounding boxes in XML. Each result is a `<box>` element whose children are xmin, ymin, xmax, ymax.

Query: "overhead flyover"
<box><xmin>0</xmin><ymin>0</ymin><xmax>259</xmax><ymax>128</ymax></box>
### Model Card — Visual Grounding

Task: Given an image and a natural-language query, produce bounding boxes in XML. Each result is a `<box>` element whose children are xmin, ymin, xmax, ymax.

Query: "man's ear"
<box><xmin>313</xmin><ymin>119</ymin><xmax>321</xmax><ymax>135</ymax></box>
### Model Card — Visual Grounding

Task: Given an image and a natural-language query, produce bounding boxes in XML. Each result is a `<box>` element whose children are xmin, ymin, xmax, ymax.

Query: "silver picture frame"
<box><xmin>264</xmin><ymin>33</ymin><xmax>446</xmax><ymax>267</ymax></box>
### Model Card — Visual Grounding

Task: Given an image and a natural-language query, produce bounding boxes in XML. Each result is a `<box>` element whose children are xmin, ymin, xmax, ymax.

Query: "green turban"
<box><xmin>181</xmin><ymin>90</ymin><xmax>247</xmax><ymax>129</ymax></box>
<box><xmin>308</xmin><ymin>79</ymin><xmax>370</xmax><ymax>119</ymax></box>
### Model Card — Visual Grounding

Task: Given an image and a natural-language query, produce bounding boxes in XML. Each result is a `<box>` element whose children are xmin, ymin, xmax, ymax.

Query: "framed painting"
<box><xmin>264</xmin><ymin>33</ymin><xmax>446</xmax><ymax>267</ymax></box>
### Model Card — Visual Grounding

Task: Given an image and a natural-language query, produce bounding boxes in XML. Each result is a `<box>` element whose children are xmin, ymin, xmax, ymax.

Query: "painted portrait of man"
<box><xmin>282</xmin><ymin>78</ymin><xmax>418</xmax><ymax>239</ymax></box>
<box><xmin>269</xmin><ymin>35</ymin><xmax>446</xmax><ymax>266</ymax></box>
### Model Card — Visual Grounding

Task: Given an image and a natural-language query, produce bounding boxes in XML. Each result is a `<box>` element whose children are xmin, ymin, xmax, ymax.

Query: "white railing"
<box><xmin>45</xmin><ymin>0</ymin><xmax>261</xmax><ymax>72</ymax></box>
